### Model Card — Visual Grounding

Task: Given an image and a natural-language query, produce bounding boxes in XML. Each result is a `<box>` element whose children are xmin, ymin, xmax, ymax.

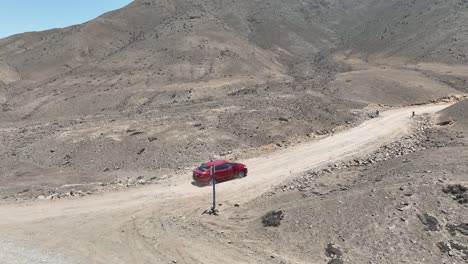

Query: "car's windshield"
<box><xmin>198</xmin><ymin>164</ymin><xmax>210</xmax><ymax>171</ymax></box>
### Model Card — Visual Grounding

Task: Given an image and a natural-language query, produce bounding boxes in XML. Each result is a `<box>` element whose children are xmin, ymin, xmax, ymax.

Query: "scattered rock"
<box><xmin>272</xmin><ymin>115</ymin><xmax>456</xmax><ymax>196</ymax></box>
<box><xmin>46</xmin><ymin>193</ymin><xmax>59</xmax><ymax>200</ymax></box>
<box><xmin>148</xmin><ymin>176</ymin><xmax>158</xmax><ymax>182</ymax></box>
<box><xmin>37</xmin><ymin>195</ymin><xmax>45</xmax><ymax>200</ymax></box>
<box><xmin>325</xmin><ymin>243</ymin><xmax>343</xmax><ymax>259</ymax></box>
<box><xmin>443</xmin><ymin>184</ymin><xmax>468</xmax><ymax>204</ymax></box>
<box><xmin>326</xmin><ymin>243</ymin><xmax>344</xmax><ymax>263</ymax></box>
<box><xmin>368</xmin><ymin>111</ymin><xmax>380</xmax><ymax>119</ymax></box>
<box><xmin>396</xmin><ymin>202</ymin><xmax>410</xmax><ymax>211</ymax></box>
<box><xmin>456</xmin><ymin>224</ymin><xmax>468</xmax><ymax>236</ymax></box>
<box><xmin>137</xmin><ymin>178</ymin><xmax>146</xmax><ymax>185</ymax></box>
<box><xmin>234</xmin><ymin>203</ymin><xmax>240</xmax><ymax>207</ymax></box>
<box><xmin>443</xmin><ymin>184</ymin><xmax>468</xmax><ymax>195</ymax></box>
<box><xmin>447</xmin><ymin>223</ymin><xmax>468</xmax><ymax>236</ymax></box>
<box><xmin>137</xmin><ymin>148</ymin><xmax>146</xmax><ymax>155</ymax></box>
<box><xmin>18</xmin><ymin>189</ymin><xmax>29</xmax><ymax>194</ymax></box>
<box><xmin>220</xmin><ymin>150</ymin><xmax>232</xmax><ymax>156</ymax></box>
<box><xmin>438</xmin><ymin>240</ymin><xmax>468</xmax><ymax>260</ymax></box>
<box><xmin>418</xmin><ymin>213</ymin><xmax>439</xmax><ymax>231</ymax></box>
<box><xmin>437</xmin><ymin>120</ymin><xmax>454</xmax><ymax>126</ymax></box>
<box><xmin>148</xmin><ymin>136</ymin><xmax>158</xmax><ymax>142</ymax></box>
<box><xmin>279</xmin><ymin>117</ymin><xmax>289</xmax><ymax>122</ymax></box>
<box><xmin>262</xmin><ymin>210</ymin><xmax>284</xmax><ymax>227</ymax></box>
<box><xmin>437</xmin><ymin>241</ymin><xmax>451</xmax><ymax>253</ymax></box>
<box><xmin>202</xmin><ymin>208</ymin><xmax>219</xmax><ymax>216</ymax></box>
<box><xmin>129</xmin><ymin>131</ymin><xmax>144</xmax><ymax>136</ymax></box>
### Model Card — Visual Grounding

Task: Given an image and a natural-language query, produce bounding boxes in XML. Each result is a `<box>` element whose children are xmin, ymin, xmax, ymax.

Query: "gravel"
<box><xmin>0</xmin><ymin>240</ymin><xmax>70</xmax><ymax>264</ymax></box>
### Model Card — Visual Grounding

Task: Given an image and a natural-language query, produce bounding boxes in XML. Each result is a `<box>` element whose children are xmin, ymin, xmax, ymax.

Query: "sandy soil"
<box><xmin>2</xmin><ymin>0</ymin><xmax>467</xmax><ymax>199</ymax></box>
<box><xmin>0</xmin><ymin>103</ymin><xmax>453</xmax><ymax>264</ymax></box>
<box><xmin>1</xmin><ymin>1</ymin><xmax>468</xmax><ymax>263</ymax></box>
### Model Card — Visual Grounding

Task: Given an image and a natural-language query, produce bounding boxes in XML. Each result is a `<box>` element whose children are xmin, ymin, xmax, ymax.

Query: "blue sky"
<box><xmin>0</xmin><ymin>0</ymin><xmax>133</xmax><ymax>39</ymax></box>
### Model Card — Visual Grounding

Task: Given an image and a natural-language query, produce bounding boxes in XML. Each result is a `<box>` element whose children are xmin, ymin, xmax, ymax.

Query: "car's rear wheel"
<box><xmin>237</xmin><ymin>171</ymin><xmax>246</xmax><ymax>178</ymax></box>
<box><xmin>207</xmin><ymin>178</ymin><xmax>214</xmax><ymax>186</ymax></box>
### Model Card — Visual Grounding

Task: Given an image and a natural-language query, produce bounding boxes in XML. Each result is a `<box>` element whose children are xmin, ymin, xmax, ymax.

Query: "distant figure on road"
<box><xmin>412</xmin><ymin>111</ymin><xmax>416</xmax><ymax>118</ymax></box>
<box><xmin>376</xmin><ymin>110</ymin><xmax>380</xmax><ymax>117</ymax></box>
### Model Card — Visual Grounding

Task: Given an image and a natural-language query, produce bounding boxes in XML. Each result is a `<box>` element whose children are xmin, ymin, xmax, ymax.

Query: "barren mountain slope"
<box><xmin>0</xmin><ymin>0</ymin><xmax>466</xmax><ymax>199</ymax></box>
<box><xmin>343</xmin><ymin>0</ymin><xmax>468</xmax><ymax>64</ymax></box>
<box><xmin>1</xmin><ymin>0</ymin><xmax>466</xmax><ymax>120</ymax></box>
<box><xmin>441</xmin><ymin>97</ymin><xmax>468</xmax><ymax>122</ymax></box>
<box><xmin>0</xmin><ymin>1</ymin><xmax>468</xmax><ymax>263</ymax></box>
<box><xmin>0</xmin><ymin>0</ymin><xmax>339</xmax><ymax>120</ymax></box>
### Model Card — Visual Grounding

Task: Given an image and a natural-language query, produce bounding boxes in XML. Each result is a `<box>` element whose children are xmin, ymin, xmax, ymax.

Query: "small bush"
<box><xmin>262</xmin><ymin>210</ymin><xmax>284</xmax><ymax>227</ymax></box>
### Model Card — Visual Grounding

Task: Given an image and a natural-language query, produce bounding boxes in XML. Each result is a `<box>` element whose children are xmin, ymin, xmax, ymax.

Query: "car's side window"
<box><xmin>216</xmin><ymin>164</ymin><xmax>231</xmax><ymax>170</ymax></box>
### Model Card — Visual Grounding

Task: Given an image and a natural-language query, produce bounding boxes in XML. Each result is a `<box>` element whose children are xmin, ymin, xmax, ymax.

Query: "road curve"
<box><xmin>0</xmin><ymin>103</ymin><xmax>453</xmax><ymax>263</ymax></box>
<box><xmin>0</xmin><ymin>103</ymin><xmax>452</xmax><ymax>223</ymax></box>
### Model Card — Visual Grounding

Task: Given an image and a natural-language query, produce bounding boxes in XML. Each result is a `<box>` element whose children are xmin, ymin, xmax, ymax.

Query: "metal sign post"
<box><xmin>202</xmin><ymin>165</ymin><xmax>219</xmax><ymax>215</ymax></box>
<box><xmin>211</xmin><ymin>166</ymin><xmax>216</xmax><ymax>211</ymax></box>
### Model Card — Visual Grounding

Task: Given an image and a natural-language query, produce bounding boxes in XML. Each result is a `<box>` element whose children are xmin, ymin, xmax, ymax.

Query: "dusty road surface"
<box><xmin>0</xmin><ymin>103</ymin><xmax>454</xmax><ymax>264</ymax></box>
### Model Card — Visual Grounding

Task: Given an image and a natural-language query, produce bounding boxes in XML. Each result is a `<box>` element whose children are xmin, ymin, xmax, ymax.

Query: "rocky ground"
<box><xmin>0</xmin><ymin>102</ymin><xmax>464</xmax><ymax>264</ymax></box>
<box><xmin>0</xmin><ymin>93</ymin><xmax>366</xmax><ymax>201</ymax></box>
<box><xmin>0</xmin><ymin>1</ymin><xmax>468</xmax><ymax>263</ymax></box>
<box><xmin>2</xmin><ymin>96</ymin><xmax>463</xmax><ymax>203</ymax></box>
<box><xmin>51</xmin><ymin>101</ymin><xmax>465</xmax><ymax>264</ymax></box>
<box><xmin>230</xmin><ymin>100</ymin><xmax>468</xmax><ymax>264</ymax></box>
<box><xmin>1</xmin><ymin>0</ymin><xmax>467</xmax><ymax>200</ymax></box>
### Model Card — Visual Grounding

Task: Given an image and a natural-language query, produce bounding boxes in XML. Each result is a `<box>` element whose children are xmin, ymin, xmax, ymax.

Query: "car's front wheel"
<box><xmin>237</xmin><ymin>171</ymin><xmax>246</xmax><ymax>178</ymax></box>
<box><xmin>207</xmin><ymin>178</ymin><xmax>214</xmax><ymax>186</ymax></box>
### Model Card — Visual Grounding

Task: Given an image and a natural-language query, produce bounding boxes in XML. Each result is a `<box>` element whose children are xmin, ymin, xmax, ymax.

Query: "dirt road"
<box><xmin>0</xmin><ymin>103</ymin><xmax>453</xmax><ymax>264</ymax></box>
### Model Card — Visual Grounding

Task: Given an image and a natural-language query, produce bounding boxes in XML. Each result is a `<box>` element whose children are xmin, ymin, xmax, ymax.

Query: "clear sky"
<box><xmin>0</xmin><ymin>0</ymin><xmax>133</xmax><ymax>39</ymax></box>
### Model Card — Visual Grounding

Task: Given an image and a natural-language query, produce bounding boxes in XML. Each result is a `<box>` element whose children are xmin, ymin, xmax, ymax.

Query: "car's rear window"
<box><xmin>198</xmin><ymin>165</ymin><xmax>210</xmax><ymax>171</ymax></box>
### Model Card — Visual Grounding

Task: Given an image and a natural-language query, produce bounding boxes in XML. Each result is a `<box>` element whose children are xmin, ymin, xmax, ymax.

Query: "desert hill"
<box><xmin>1</xmin><ymin>2</ymin><xmax>468</xmax><ymax>263</ymax></box>
<box><xmin>1</xmin><ymin>0</ymin><xmax>467</xmax><ymax>119</ymax></box>
<box><xmin>0</xmin><ymin>0</ymin><xmax>466</xmax><ymax>198</ymax></box>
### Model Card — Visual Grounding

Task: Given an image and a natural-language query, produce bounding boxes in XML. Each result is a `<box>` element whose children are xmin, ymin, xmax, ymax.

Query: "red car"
<box><xmin>192</xmin><ymin>160</ymin><xmax>248</xmax><ymax>185</ymax></box>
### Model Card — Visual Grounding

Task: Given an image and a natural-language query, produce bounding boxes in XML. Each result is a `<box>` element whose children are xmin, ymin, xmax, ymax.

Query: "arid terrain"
<box><xmin>0</xmin><ymin>0</ymin><xmax>468</xmax><ymax>263</ymax></box>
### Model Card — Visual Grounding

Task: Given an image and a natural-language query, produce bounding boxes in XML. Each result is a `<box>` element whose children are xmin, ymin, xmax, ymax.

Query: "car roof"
<box><xmin>204</xmin><ymin>160</ymin><xmax>229</xmax><ymax>166</ymax></box>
